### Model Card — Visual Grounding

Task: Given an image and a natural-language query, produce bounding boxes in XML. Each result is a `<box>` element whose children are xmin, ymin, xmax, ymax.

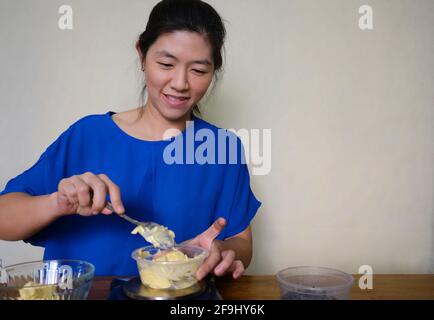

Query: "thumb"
<box><xmin>200</xmin><ymin>218</ymin><xmax>227</xmax><ymax>247</ymax></box>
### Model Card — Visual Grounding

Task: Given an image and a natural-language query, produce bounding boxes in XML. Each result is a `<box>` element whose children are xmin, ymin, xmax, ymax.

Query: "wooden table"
<box><xmin>88</xmin><ymin>274</ymin><xmax>434</xmax><ymax>300</ymax></box>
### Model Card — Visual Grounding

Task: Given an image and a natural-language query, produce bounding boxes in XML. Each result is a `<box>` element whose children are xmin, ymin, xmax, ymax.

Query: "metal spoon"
<box><xmin>105</xmin><ymin>202</ymin><xmax>175</xmax><ymax>249</ymax></box>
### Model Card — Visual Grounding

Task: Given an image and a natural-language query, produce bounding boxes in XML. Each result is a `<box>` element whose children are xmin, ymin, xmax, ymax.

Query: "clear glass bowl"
<box><xmin>132</xmin><ymin>244</ymin><xmax>208</xmax><ymax>290</ymax></box>
<box><xmin>0</xmin><ymin>260</ymin><xmax>95</xmax><ymax>300</ymax></box>
<box><xmin>276</xmin><ymin>266</ymin><xmax>354</xmax><ymax>300</ymax></box>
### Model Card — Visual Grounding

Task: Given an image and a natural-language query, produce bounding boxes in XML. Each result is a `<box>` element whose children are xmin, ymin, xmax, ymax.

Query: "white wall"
<box><xmin>0</xmin><ymin>0</ymin><xmax>433</xmax><ymax>275</ymax></box>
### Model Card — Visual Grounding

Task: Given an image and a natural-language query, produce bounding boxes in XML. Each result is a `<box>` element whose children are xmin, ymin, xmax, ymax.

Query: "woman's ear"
<box><xmin>136</xmin><ymin>41</ymin><xmax>145</xmax><ymax>71</ymax></box>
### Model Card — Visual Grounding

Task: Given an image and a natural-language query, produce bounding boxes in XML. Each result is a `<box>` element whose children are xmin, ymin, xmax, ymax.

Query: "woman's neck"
<box><xmin>135</xmin><ymin>103</ymin><xmax>192</xmax><ymax>141</ymax></box>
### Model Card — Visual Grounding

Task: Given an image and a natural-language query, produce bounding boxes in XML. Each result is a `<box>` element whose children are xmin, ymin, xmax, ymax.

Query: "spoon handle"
<box><xmin>118</xmin><ymin>213</ymin><xmax>143</xmax><ymax>227</ymax></box>
<box><xmin>105</xmin><ymin>203</ymin><xmax>175</xmax><ymax>249</ymax></box>
<box><xmin>105</xmin><ymin>202</ymin><xmax>142</xmax><ymax>227</ymax></box>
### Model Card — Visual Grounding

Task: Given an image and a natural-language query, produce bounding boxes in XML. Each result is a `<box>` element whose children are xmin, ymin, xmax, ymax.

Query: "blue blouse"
<box><xmin>0</xmin><ymin>112</ymin><xmax>261</xmax><ymax>276</ymax></box>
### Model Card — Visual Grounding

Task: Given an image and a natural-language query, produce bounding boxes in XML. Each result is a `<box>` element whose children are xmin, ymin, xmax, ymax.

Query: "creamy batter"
<box><xmin>18</xmin><ymin>281</ymin><xmax>59</xmax><ymax>300</ymax></box>
<box><xmin>131</xmin><ymin>224</ymin><xmax>175</xmax><ymax>249</ymax></box>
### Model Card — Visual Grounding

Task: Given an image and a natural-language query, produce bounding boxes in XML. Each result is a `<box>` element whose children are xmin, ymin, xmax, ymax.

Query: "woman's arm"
<box><xmin>0</xmin><ymin>172</ymin><xmax>125</xmax><ymax>241</ymax></box>
<box><xmin>0</xmin><ymin>192</ymin><xmax>62</xmax><ymax>241</ymax></box>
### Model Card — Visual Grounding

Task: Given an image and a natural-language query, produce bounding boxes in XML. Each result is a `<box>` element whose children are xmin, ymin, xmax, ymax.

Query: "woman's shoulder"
<box><xmin>194</xmin><ymin>116</ymin><xmax>242</xmax><ymax>144</ymax></box>
<box><xmin>193</xmin><ymin>116</ymin><xmax>235</xmax><ymax>136</ymax></box>
<box><xmin>51</xmin><ymin>111</ymin><xmax>114</xmax><ymax>144</ymax></box>
<box><xmin>70</xmin><ymin>112</ymin><xmax>111</xmax><ymax>128</ymax></box>
<box><xmin>66</xmin><ymin>110</ymin><xmax>126</xmax><ymax>135</ymax></box>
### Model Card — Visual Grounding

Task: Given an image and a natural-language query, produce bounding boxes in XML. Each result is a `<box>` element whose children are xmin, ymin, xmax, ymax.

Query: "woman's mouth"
<box><xmin>162</xmin><ymin>94</ymin><xmax>190</xmax><ymax>108</ymax></box>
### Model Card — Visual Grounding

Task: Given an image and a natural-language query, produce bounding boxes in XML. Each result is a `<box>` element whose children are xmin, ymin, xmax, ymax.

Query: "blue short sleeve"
<box><xmin>0</xmin><ymin>153</ymin><xmax>48</xmax><ymax>196</ymax></box>
<box><xmin>214</xmin><ymin>137</ymin><xmax>262</xmax><ymax>240</ymax></box>
<box><xmin>0</xmin><ymin>127</ymin><xmax>72</xmax><ymax>247</ymax></box>
<box><xmin>0</xmin><ymin>128</ymin><xmax>71</xmax><ymax>197</ymax></box>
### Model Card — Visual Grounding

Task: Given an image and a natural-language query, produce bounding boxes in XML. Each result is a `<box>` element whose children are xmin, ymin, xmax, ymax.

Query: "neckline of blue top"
<box><xmin>105</xmin><ymin>111</ymin><xmax>198</xmax><ymax>145</ymax></box>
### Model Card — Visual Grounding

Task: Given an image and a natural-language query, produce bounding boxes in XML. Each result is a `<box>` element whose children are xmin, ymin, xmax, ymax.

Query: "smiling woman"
<box><xmin>136</xmin><ymin>0</ymin><xmax>226</xmax><ymax>121</ymax></box>
<box><xmin>138</xmin><ymin>31</ymin><xmax>215</xmax><ymax>122</ymax></box>
<box><xmin>0</xmin><ymin>0</ymin><xmax>261</xmax><ymax>280</ymax></box>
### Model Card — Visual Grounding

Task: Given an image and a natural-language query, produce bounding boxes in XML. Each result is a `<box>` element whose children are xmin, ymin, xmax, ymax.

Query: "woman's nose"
<box><xmin>170</xmin><ymin>69</ymin><xmax>189</xmax><ymax>91</ymax></box>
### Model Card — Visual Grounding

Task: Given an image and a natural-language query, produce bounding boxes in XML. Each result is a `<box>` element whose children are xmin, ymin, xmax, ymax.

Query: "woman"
<box><xmin>0</xmin><ymin>0</ymin><xmax>261</xmax><ymax>280</ymax></box>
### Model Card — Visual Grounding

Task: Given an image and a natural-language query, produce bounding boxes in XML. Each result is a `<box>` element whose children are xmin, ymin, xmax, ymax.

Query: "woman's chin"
<box><xmin>159</xmin><ymin>106</ymin><xmax>193</xmax><ymax>122</ymax></box>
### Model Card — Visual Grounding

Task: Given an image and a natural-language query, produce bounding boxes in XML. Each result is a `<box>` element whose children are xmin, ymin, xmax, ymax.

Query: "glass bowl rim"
<box><xmin>275</xmin><ymin>265</ymin><xmax>354</xmax><ymax>292</ymax></box>
<box><xmin>1</xmin><ymin>259</ymin><xmax>95</xmax><ymax>289</ymax></box>
<box><xmin>131</xmin><ymin>244</ymin><xmax>209</xmax><ymax>265</ymax></box>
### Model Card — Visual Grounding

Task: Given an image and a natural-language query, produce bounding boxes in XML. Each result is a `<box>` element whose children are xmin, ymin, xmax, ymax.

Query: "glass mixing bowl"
<box><xmin>132</xmin><ymin>244</ymin><xmax>208</xmax><ymax>290</ymax></box>
<box><xmin>0</xmin><ymin>259</ymin><xmax>95</xmax><ymax>300</ymax></box>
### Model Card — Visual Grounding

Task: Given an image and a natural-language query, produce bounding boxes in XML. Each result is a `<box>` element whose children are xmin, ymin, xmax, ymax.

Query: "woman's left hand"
<box><xmin>184</xmin><ymin>217</ymin><xmax>245</xmax><ymax>281</ymax></box>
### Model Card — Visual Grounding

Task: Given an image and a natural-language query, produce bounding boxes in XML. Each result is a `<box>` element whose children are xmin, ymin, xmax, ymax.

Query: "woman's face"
<box><xmin>141</xmin><ymin>31</ymin><xmax>215</xmax><ymax>121</ymax></box>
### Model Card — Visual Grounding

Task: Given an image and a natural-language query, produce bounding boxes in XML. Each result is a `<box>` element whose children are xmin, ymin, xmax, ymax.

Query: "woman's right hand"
<box><xmin>54</xmin><ymin>172</ymin><xmax>125</xmax><ymax>217</ymax></box>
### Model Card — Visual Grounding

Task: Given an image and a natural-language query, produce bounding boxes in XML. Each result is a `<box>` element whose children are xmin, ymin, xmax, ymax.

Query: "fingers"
<box><xmin>101</xmin><ymin>207</ymin><xmax>113</xmax><ymax>215</ymax></box>
<box><xmin>197</xmin><ymin>247</ymin><xmax>245</xmax><ymax>281</ymax></box>
<box><xmin>58</xmin><ymin>179</ymin><xmax>78</xmax><ymax>204</ymax></box>
<box><xmin>98</xmin><ymin>174</ymin><xmax>125</xmax><ymax>214</ymax></box>
<box><xmin>214</xmin><ymin>250</ymin><xmax>235</xmax><ymax>276</ymax></box>
<box><xmin>56</xmin><ymin>172</ymin><xmax>123</xmax><ymax>216</ymax></box>
<box><xmin>80</xmin><ymin>173</ymin><xmax>108</xmax><ymax>214</ymax></box>
<box><xmin>196</xmin><ymin>242</ymin><xmax>222</xmax><ymax>281</ymax></box>
<box><xmin>69</xmin><ymin>175</ymin><xmax>92</xmax><ymax>212</ymax></box>
<box><xmin>229</xmin><ymin>260</ymin><xmax>245</xmax><ymax>279</ymax></box>
<box><xmin>193</xmin><ymin>218</ymin><xmax>228</xmax><ymax>280</ymax></box>
<box><xmin>57</xmin><ymin>179</ymin><xmax>79</xmax><ymax>214</ymax></box>
<box><xmin>214</xmin><ymin>250</ymin><xmax>245</xmax><ymax>279</ymax></box>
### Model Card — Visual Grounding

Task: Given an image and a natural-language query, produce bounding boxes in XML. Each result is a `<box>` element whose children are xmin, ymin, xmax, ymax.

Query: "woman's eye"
<box><xmin>158</xmin><ymin>63</ymin><xmax>173</xmax><ymax>68</ymax></box>
<box><xmin>192</xmin><ymin>69</ymin><xmax>206</xmax><ymax>75</ymax></box>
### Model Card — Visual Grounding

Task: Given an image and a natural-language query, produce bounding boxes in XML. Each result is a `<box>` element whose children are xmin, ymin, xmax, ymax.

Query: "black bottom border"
<box><xmin>1</xmin><ymin>300</ymin><xmax>433</xmax><ymax>319</ymax></box>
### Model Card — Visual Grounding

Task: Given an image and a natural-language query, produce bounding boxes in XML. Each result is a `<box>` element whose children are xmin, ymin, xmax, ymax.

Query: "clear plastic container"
<box><xmin>132</xmin><ymin>245</ymin><xmax>208</xmax><ymax>290</ymax></box>
<box><xmin>276</xmin><ymin>266</ymin><xmax>354</xmax><ymax>300</ymax></box>
<box><xmin>0</xmin><ymin>260</ymin><xmax>95</xmax><ymax>300</ymax></box>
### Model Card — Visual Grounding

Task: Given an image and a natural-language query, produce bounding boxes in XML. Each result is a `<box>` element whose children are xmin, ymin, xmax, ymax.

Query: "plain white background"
<box><xmin>0</xmin><ymin>0</ymin><xmax>433</xmax><ymax>275</ymax></box>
